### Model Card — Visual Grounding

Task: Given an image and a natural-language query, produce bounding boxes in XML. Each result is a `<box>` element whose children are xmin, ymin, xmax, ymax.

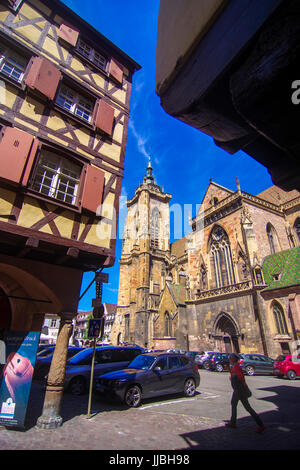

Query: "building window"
<box><xmin>294</xmin><ymin>218</ymin><xmax>300</xmax><ymax>244</ymax></box>
<box><xmin>266</xmin><ymin>222</ymin><xmax>280</xmax><ymax>254</ymax></box>
<box><xmin>273</xmin><ymin>302</ymin><xmax>289</xmax><ymax>335</ymax></box>
<box><xmin>32</xmin><ymin>150</ymin><xmax>81</xmax><ymax>206</ymax></box>
<box><xmin>7</xmin><ymin>0</ymin><xmax>23</xmax><ymax>11</ymax></box>
<box><xmin>124</xmin><ymin>314</ymin><xmax>130</xmax><ymax>343</ymax></box>
<box><xmin>77</xmin><ymin>39</ymin><xmax>107</xmax><ymax>71</ymax></box>
<box><xmin>151</xmin><ymin>208</ymin><xmax>159</xmax><ymax>249</ymax></box>
<box><xmin>209</xmin><ymin>226</ymin><xmax>235</xmax><ymax>288</ymax></box>
<box><xmin>56</xmin><ymin>85</ymin><xmax>93</xmax><ymax>123</ymax></box>
<box><xmin>164</xmin><ymin>312</ymin><xmax>172</xmax><ymax>337</ymax></box>
<box><xmin>0</xmin><ymin>48</ymin><xmax>27</xmax><ymax>83</ymax></box>
<box><xmin>254</xmin><ymin>268</ymin><xmax>264</xmax><ymax>285</ymax></box>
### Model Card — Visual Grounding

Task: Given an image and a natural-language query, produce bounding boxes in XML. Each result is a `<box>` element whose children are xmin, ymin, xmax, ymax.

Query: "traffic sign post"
<box><xmin>86</xmin><ymin>271</ymin><xmax>108</xmax><ymax>419</ymax></box>
<box><xmin>87</xmin><ymin>319</ymin><xmax>102</xmax><ymax>419</ymax></box>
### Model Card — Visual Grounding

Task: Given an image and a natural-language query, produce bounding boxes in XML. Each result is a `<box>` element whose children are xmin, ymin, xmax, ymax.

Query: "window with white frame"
<box><xmin>8</xmin><ymin>0</ymin><xmax>23</xmax><ymax>11</ymax></box>
<box><xmin>77</xmin><ymin>39</ymin><xmax>107</xmax><ymax>71</ymax></box>
<box><xmin>56</xmin><ymin>85</ymin><xmax>93</xmax><ymax>123</ymax></box>
<box><xmin>32</xmin><ymin>150</ymin><xmax>81</xmax><ymax>206</ymax></box>
<box><xmin>0</xmin><ymin>47</ymin><xmax>27</xmax><ymax>83</ymax></box>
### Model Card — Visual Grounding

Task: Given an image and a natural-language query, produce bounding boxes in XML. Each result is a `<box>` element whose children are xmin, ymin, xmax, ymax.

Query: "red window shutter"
<box><xmin>81</xmin><ymin>165</ymin><xmax>105</xmax><ymax>214</ymax></box>
<box><xmin>109</xmin><ymin>58</ymin><xmax>123</xmax><ymax>84</ymax></box>
<box><xmin>58</xmin><ymin>23</ymin><xmax>79</xmax><ymax>47</ymax></box>
<box><xmin>25</xmin><ymin>57</ymin><xmax>62</xmax><ymax>100</ymax></box>
<box><xmin>93</xmin><ymin>99</ymin><xmax>114</xmax><ymax>135</ymax></box>
<box><xmin>0</xmin><ymin>127</ymin><xmax>38</xmax><ymax>184</ymax></box>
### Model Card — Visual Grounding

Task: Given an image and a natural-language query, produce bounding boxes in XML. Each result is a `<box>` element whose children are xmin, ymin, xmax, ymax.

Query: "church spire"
<box><xmin>144</xmin><ymin>154</ymin><xmax>154</xmax><ymax>184</ymax></box>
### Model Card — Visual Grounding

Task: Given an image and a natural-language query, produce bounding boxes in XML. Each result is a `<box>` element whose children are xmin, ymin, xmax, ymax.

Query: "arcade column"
<box><xmin>36</xmin><ymin>312</ymin><xmax>74</xmax><ymax>429</ymax></box>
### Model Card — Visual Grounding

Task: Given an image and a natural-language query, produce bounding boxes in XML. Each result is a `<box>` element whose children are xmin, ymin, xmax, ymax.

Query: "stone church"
<box><xmin>110</xmin><ymin>159</ymin><xmax>300</xmax><ymax>358</ymax></box>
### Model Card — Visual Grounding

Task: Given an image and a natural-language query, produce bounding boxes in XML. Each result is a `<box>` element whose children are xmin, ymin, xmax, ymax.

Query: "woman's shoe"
<box><xmin>225</xmin><ymin>421</ymin><xmax>237</xmax><ymax>428</ymax></box>
<box><xmin>256</xmin><ymin>425</ymin><xmax>265</xmax><ymax>433</ymax></box>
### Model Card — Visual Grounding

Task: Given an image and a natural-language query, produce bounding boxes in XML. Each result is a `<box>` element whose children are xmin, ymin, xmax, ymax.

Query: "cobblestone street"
<box><xmin>1</xmin><ymin>371</ymin><xmax>299</xmax><ymax>452</ymax></box>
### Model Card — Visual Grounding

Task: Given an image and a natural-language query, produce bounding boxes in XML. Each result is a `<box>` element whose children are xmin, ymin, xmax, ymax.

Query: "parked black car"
<box><xmin>185</xmin><ymin>351</ymin><xmax>204</xmax><ymax>362</ymax></box>
<box><xmin>194</xmin><ymin>351</ymin><xmax>217</xmax><ymax>368</ymax></box>
<box><xmin>64</xmin><ymin>345</ymin><xmax>145</xmax><ymax>395</ymax></box>
<box><xmin>96</xmin><ymin>352</ymin><xmax>200</xmax><ymax>407</ymax></box>
<box><xmin>209</xmin><ymin>353</ymin><xmax>231</xmax><ymax>372</ymax></box>
<box><xmin>34</xmin><ymin>346</ymin><xmax>84</xmax><ymax>380</ymax></box>
<box><xmin>239</xmin><ymin>353</ymin><xmax>274</xmax><ymax>376</ymax></box>
<box><xmin>202</xmin><ymin>352</ymin><xmax>220</xmax><ymax>370</ymax></box>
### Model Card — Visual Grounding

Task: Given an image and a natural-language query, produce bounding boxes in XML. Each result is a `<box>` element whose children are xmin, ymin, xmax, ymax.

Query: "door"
<box><xmin>149</xmin><ymin>356</ymin><xmax>172</xmax><ymax>396</ymax></box>
<box><xmin>223</xmin><ymin>336</ymin><xmax>232</xmax><ymax>353</ymax></box>
<box><xmin>249</xmin><ymin>355</ymin><xmax>265</xmax><ymax>374</ymax></box>
<box><xmin>167</xmin><ymin>356</ymin><xmax>186</xmax><ymax>391</ymax></box>
<box><xmin>260</xmin><ymin>355</ymin><xmax>274</xmax><ymax>374</ymax></box>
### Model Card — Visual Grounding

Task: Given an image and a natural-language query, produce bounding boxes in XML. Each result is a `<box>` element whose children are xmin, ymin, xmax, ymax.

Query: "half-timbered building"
<box><xmin>0</xmin><ymin>0</ymin><xmax>140</xmax><ymax>427</ymax></box>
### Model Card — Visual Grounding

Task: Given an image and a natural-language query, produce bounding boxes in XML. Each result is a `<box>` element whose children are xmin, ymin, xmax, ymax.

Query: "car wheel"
<box><xmin>216</xmin><ymin>364</ymin><xmax>223</xmax><ymax>372</ymax></box>
<box><xmin>69</xmin><ymin>376</ymin><xmax>86</xmax><ymax>395</ymax></box>
<box><xmin>124</xmin><ymin>385</ymin><xmax>142</xmax><ymax>407</ymax></box>
<box><xmin>183</xmin><ymin>378</ymin><xmax>196</xmax><ymax>397</ymax></box>
<box><xmin>245</xmin><ymin>366</ymin><xmax>255</xmax><ymax>376</ymax></box>
<box><xmin>287</xmin><ymin>370</ymin><xmax>297</xmax><ymax>380</ymax></box>
<box><xmin>203</xmin><ymin>361</ymin><xmax>210</xmax><ymax>370</ymax></box>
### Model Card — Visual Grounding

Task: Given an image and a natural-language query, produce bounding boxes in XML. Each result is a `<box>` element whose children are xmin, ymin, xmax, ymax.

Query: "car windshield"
<box><xmin>128</xmin><ymin>355</ymin><xmax>157</xmax><ymax>370</ymax></box>
<box><xmin>275</xmin><ymin>355</ymin><xmax>287</xmax><ymax>361</ymax></box>
<box><xmin>37</xmin><ymin>347</ymin><xmax>55</xmax><ymax>357</ymax></box>
<box><xmin>67</xmin><ymin>349</ymin><xmax>92</xmax><ymax>365</ymax></box>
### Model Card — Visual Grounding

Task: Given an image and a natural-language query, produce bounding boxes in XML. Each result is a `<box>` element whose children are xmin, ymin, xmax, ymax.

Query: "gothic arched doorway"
<box><xmin>213</xmin><ymin>313</ymin><xmax>240</xmax><ymax>353</ymax></box>
<box><xmin>0</xmin><ymin>287</ymin><xmax>11</xmax><ymax>330</ymax></box>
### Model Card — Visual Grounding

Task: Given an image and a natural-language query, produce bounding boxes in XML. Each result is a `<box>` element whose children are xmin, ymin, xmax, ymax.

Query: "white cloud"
<box><xmin>128</xmin><ymin>119</ymin><xmax>149</xmax><ymax>160</ymax></box>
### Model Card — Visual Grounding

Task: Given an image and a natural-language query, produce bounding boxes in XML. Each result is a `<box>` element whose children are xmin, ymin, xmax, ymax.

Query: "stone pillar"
<box><xmin>36</xmin><ymin>312</ymin><xmax>74</xmax><ymax>429</ymax></box>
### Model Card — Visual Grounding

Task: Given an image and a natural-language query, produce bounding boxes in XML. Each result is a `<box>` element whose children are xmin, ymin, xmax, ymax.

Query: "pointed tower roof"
<box><xmin>127</xmin><ymin>154</ymin><xmax>171</xmax><ymax>206</ymax></box>
<box><xmin>144</xmin><ymin>154</ymin><xmax>154</xmax><ymax>184</ymax></box>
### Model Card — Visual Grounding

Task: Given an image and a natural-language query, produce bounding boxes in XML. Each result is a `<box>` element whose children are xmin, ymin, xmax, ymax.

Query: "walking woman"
<box><xmin>226</xmin><ymin>353</ymin><xmax>265</xmax><ymax>433</ymax></box>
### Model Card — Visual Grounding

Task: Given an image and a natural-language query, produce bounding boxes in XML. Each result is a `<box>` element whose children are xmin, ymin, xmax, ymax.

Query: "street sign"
<box><xmin>87</xmin><ymin>319</ymin><xmax>102</xmax><ymax>338</ymax></box>
<box><xmin>95</xmin><ymin>272</ymin><xmax>109</xmax><ymax>283</ymax></box>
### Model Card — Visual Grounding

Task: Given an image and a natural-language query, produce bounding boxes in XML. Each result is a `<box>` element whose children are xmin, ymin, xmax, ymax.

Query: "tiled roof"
<box><xmin>257</xmin><ymin>186</ymin><xmax>299</xmax><ymax>206</ymax></box>
<box><xmin>171</xmin><ymin>237</ymin><xmax>187</xmax><ymax>258</ymax></box>
<box><xmin>104</xmin><ymin>303</ymin><xmax>117</xmax><ymax>314</ymax></box>
<box><xmin>167</xmin><ymin>283</ymin><xmax>187</xmax><ymax>306</ymax></box>
<box><xmin>262</xmin><ymin>247</ymin><xmax>300</xmax><ymax>291</ymax></box>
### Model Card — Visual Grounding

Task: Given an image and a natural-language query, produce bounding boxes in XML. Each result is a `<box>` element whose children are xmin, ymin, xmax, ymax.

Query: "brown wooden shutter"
<box><xmin>0</xmin><ymin>127</ymin><xmax>38</xmax><ymax>185</ymax></box>
<box><xmin>25</xmin><ymin>57</ymin><xmax>62</xmax><ymax>100</ymax></box>
<box><xmin>93</xmin><ymin>99</ymin><xmax>114</xmax><ymax>135</ymax></box>
<box><xmin>81</xmin><ymin>165</ymin><xmax>105</xmax><ymax>214</ymax></box>
<box><xmin>58</xmin><ymin>23</ymin><xmax>79</xmax><ymax>47</ymax></box>
<box><xmin>109</xmin><ymin>58</ymin><xmax>123</xmax><ymax>84</ymax></box>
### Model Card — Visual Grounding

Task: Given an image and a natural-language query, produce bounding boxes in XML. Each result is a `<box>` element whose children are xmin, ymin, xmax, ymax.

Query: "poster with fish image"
<box><xmin>0</xmin><ymin>331</ymin><xmax>40</xmax><ymax>427</ymax></box>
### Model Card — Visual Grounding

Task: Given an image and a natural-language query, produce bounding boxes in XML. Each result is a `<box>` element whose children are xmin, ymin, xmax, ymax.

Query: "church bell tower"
<box><xmin>111</xmin><ymin>156</ymin><xmax>172</xmax><ymax>347</ymax></box>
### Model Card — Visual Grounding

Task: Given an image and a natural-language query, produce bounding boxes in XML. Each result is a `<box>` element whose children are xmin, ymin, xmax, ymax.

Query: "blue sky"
<box><xmin>61</xmin><ymin>0</ymin><xmax>274</xmax><ymax>311</ymax></box>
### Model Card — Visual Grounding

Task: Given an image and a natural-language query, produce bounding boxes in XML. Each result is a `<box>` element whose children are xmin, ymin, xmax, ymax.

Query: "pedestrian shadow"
<box><xmin>178</xmin><ymin>382</ymin><xmax>300</xmax><ymax>450</ymax></box>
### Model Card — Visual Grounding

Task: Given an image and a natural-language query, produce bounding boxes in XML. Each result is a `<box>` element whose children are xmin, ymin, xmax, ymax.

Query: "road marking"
<box><xmin>140</xmin><ymin>398</ymin><xmax>197</xmax><ymax>410</ymax></box>
<box><xmin>202</xmin><ymin>395</ymin><xmax>220</xmax><ymax>399</ymax></box>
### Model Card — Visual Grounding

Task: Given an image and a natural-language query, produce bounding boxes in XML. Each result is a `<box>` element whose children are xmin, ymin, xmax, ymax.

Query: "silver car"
<box><xmin>64</xmin><ymin>346</ymin><xmax>144</xmax><ymax>395</ymax></box>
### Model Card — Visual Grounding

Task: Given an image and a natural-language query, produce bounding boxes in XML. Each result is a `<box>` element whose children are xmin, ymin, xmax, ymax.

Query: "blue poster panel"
<box><xmin>0</xmin><ymin>331</ymin><xmax>40</xmax><ymax>427</ymax></box>
<box><xmin>88</xmin><ymin>319</ymin><xmax>102</xmax><ymax>338</ymax></box>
